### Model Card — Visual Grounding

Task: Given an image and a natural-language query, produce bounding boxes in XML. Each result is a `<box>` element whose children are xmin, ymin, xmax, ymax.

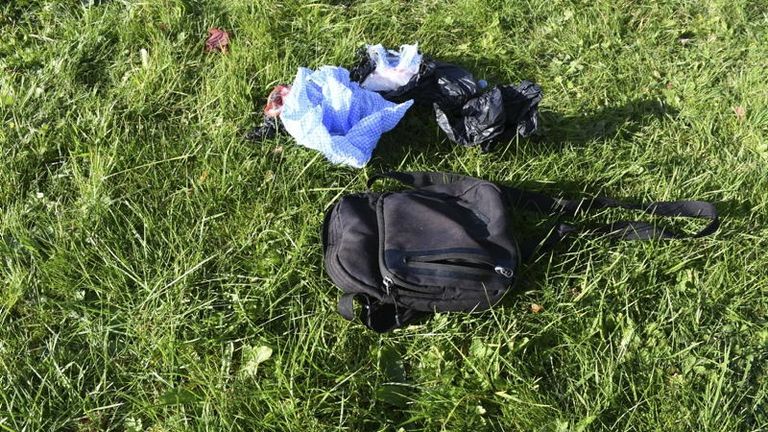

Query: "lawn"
<box><xmin>1</xmin><ymin>0</ymin><xmax>767</xmax><ymax>430</ymax></box>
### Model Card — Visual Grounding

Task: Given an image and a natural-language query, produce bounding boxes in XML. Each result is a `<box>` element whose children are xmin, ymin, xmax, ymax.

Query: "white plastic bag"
<box><xmin>361</xmin><ymin>43</ymin><xmax>422</xmax><ymax>92</ymax></box>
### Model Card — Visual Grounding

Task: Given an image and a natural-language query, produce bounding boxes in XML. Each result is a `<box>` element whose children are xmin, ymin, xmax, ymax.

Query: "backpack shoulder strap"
<box><xmin>502</xmin><ymin>185</ymin><xmax>719</xmax><ymax>259</ymax></box>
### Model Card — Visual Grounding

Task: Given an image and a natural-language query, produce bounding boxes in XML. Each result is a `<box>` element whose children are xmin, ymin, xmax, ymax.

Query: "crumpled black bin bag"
<box><xmin>501</xmin><ymin>80</ymin><xmax>542</xmax><ymax>139</ymax></box>
<box><xmin>434</xmin><ymin>80</ymin><xmax>543</xmax><ymax>150</ymax></box>
<box><xmin>404</xmin><ymin>60</ymin><xmax>481</xmax><ymax>109</ymax></box>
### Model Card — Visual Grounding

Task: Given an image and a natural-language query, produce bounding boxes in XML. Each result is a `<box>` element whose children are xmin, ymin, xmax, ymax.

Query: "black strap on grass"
<box><xmin>337</xmin><ymin>293</ymin><xmax>361</xmax><ymax>321</ymax></box>
<box><xmin>503</xmin><ymin>185</ymin><xmax>719</xmax><ymax>259</ymax></box>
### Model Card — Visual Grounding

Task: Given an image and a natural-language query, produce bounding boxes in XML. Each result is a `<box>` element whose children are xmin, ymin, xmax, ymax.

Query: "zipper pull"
<box><xmin>383</xmin><ymin>276</ymin><xmax>394</xmax><ymax>295</ymax></box>
<box><xmin>494</xmin><ymin>266</ymin><xmax>514</xmax><ymax>278</ymax></box>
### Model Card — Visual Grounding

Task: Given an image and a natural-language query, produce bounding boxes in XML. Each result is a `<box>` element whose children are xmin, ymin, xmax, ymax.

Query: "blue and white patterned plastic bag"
<box><xmin>280</xmin><ymin>66</ymin><xmax>413</xmax><ymax>168</ymax></box>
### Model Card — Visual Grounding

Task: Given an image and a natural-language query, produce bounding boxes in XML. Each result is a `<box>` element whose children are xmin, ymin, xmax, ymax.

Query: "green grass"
<box><xmin>1</xmin><ymin>0</ymin><xmax>767</xmax><ymax>430</ymax></box>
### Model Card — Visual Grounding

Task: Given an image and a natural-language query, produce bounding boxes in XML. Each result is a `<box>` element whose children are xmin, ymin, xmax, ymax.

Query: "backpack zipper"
<box><xmin>383</xmin><ymin>276</ymin><xmax>394</xmax><ymax>295</ymax></box>
<box><xmin>494</xmin><ymin>266</ymin><xmax>514</xmax><ymax>278</ymax></box>
<box><xmin>406</xmin><ymin>254</ymin><xmax>515</xmax><ymax>279</ymax></box>
<box><xmin>376</xmin><ymin>194</ymin><xmax>516</xmax><ymax>295</ymax></box>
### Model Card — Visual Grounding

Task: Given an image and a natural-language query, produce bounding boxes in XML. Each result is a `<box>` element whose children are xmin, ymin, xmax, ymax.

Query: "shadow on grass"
<box><xmin>536</xmin><ymin>98</ymin><xmax>678</xmax><ymax>150</ymax></box>
<box><xmin>71</xmin><ymin>27</ymin><xmax>120</xmax><ymax>92</ymax></box>
<box><xmin>363</xmin><ymin>97</ymin><xmax>679</xmax><ymax>172</ymax></box>
<box><xmin>712</xmin><ymin>199</ymin><xmax>756</xmax><ymax>223</ymax></box>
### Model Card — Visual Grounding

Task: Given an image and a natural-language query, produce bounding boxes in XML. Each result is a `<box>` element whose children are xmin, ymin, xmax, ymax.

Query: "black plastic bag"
<box><xmin>244</xmin><ymin>85</ymin><xmax>290</xmax><ymax>142</ymax></box>
<box><xmin>434</xmin><ymin>81</ymin><xmax>542</xmax><ymax>150</ymax></box>
<box><xmin>245</xmin><ymin>115</ymin><xmax>280</xmax><ymax>142</ymax></box>
<box><xmin>406</xmin><ymin>60</ymin><xmax>481</xmax><ymax>109</ymax></box>
<box><xmin>349</xmin><ymin>46</ymin><xmax>377</xmax><ymax>83</ymax></box>
<box><xmin>433</xmin><ymin>86</ymin><xmax>506</xmax><ymax>148</ymax></box>
<box><xmin>500</xmin><ymin>80</ymin><xmax>542</xmax><ymax>139</ymax></box>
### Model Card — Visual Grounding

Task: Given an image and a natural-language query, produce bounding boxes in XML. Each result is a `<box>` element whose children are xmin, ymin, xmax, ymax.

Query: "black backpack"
<box><xmin>321</xmin><ymin>172</ymin><xmax>719</xmax><ymax>332</ymax></box>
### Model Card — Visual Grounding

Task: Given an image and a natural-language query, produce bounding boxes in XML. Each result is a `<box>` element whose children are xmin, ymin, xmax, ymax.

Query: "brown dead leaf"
<box><xmin>530</xmin><ymin>303</ymin><xmax>544</xmax><ymax>314</ymax></box>
<box><xmin>733</xmin><ymin>106</ymin><xmax>746</xmax><ymax>121</ymax></box>
<box><xmin>205</xmin><ymin>28</ymin><xmax>230</xmax><ymax>53</ymax></box>
<box><xmin>272</xmin><ymin>145</ymin><xmax>284</xmax><ymax>156</ymax></box>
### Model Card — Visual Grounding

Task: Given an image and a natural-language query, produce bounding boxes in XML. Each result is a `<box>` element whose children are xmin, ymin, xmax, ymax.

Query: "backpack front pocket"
<box><xmin>376</xmin><ymin>191</ymin><xmax>517</xmax><ymax>296</ymax></box>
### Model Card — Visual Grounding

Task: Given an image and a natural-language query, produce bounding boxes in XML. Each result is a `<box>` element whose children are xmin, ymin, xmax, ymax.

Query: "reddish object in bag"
<box><xmin>263</xmin><ymin>85</ymin><xmax>291</xmax><ymax>117</ymax></box>
<box><xmin>205</xmin><ymin>28</ymin><xmax>230</xmax><ymax>53</ymax></box>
